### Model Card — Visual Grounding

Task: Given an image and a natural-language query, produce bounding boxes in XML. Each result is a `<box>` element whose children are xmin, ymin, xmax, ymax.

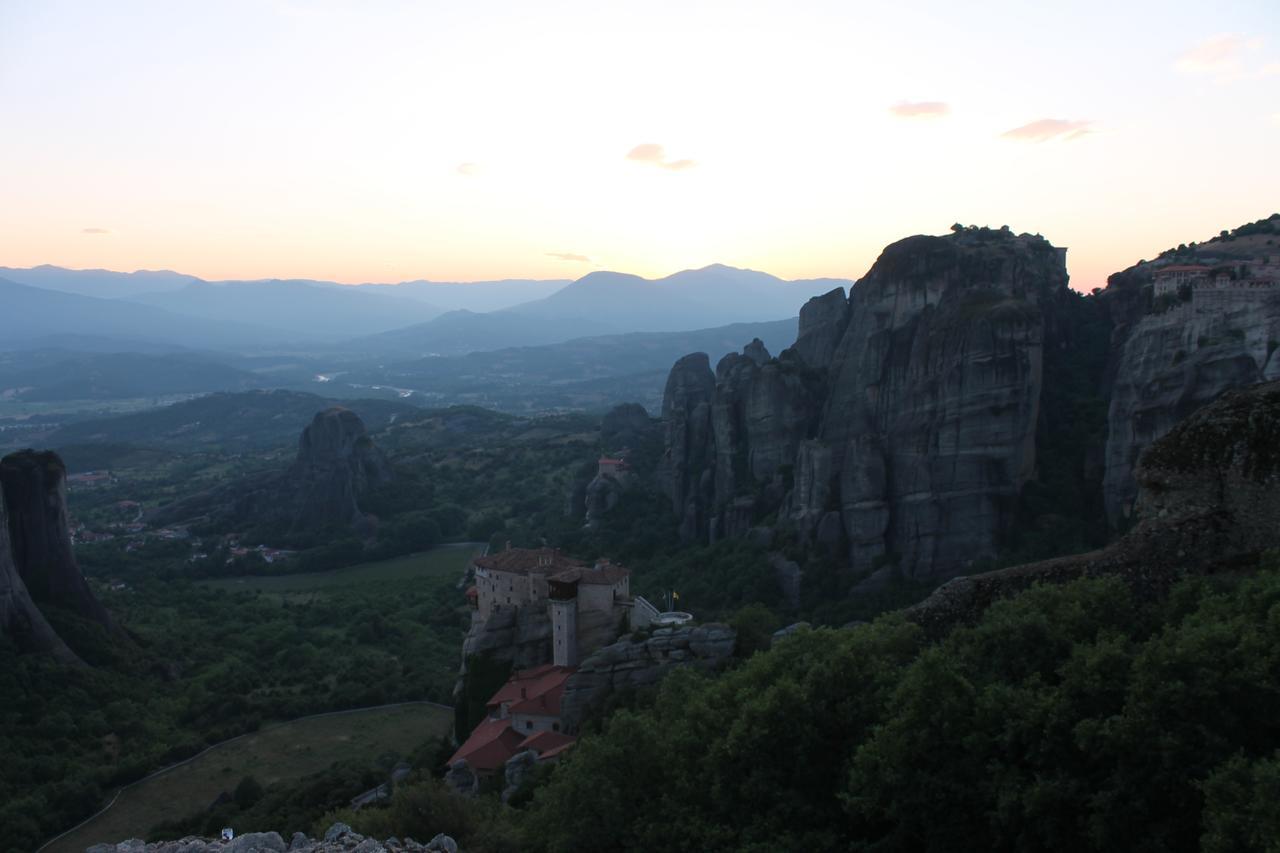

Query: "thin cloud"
<box><xmin>1177</xmin><ymin>34</ymin><xmax>1279</xmax><ymax>81</ymax></box>
<box><xmin>1001</xmin><ymin>119</ymin><xmax>1094</xmax><ymax>143</ymax></box>
<box><xmin>546</xmin><ymin>252</ymin><xmax>591</xmax><ymax>262</ymax></box>
<box><xmin>890</xmin><ymin>101</ymin><xmax>950</xmax><ymax>119</ymax></box>
<box><xmin>455</xmin><ymin>162</ymin><xmax>479</xmax><ymax>176</ymax></box>
<box><xmin>81</xmin><ymin>227</ymin><xmax>111</xmax><ymax>234</ymax></box>
<box><xmin>626</xmin><ymin>143</ymin><xmax>696</xmax><ymax>171</ymax></box>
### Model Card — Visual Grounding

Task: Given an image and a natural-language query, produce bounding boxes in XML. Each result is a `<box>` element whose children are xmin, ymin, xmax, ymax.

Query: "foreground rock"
<box><xmin>910</xmin><ymin>380</ymin><xmax>1280</xmax><ymax>634</ymax></box>
<box><xmin>85</xmin><ymin>826</ymin><xmax>457</xmax><ymax>853</ymax></box>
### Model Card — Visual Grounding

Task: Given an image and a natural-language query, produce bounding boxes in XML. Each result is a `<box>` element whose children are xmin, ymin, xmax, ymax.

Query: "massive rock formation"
<box><xmin>1102</xmin><ymin>268</ymin><xmax>1280</xmax><ymax>522</ymax></box>
<box><xmin>150</xmin><ymin>406</ymin><xmax>392</xmax><ymax>535</ymax></box>
<box><xmin>559</xmin><ymin>622</ymin><xmax>736</xmax><ymax>728</ymax></box>
<box><xmin>661</xmin><ymin>227</ymin><xmax>1072</xmax><ymax>580</ymax></box>
<box><xmin>910</xmin><ymin>379</ymin><xmax>1280</xmax><ymax>634</ymax></box>
<box><xmin>0</xmin><ymin>449</ymin><xmax>117</xmax><ymax>633</ymax></box>
<box><xmin>288</xmin><ymin>407</ymin><xmax>393</xmax><ymax>533</ymax></box>
<box><xmin>0</xmin><ymin>483</ymin><xmax>79</xmax><ymax>661</ymax></box>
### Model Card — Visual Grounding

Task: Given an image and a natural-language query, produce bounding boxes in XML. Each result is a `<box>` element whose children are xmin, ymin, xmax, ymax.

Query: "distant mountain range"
<box><xmin>357</xmin><ymin>265</ymin><xmax>851</xmax><ymax>356</ymax></box>
<box><xmin>0</xmin><ymin>263</ymin><xmax>850</xmax><ymax>355</ymax></box>
<box><xmin>0</xmin><ymin>276</ymin><xmax>276</xmax><ymax>351</ymax></box>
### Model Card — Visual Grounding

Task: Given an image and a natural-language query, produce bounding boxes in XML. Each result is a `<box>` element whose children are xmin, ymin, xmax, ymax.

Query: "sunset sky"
<box><xmin>2</xmin><ymin>0</ymin><xmax>1277</xmax><ymax>291</ymax></box>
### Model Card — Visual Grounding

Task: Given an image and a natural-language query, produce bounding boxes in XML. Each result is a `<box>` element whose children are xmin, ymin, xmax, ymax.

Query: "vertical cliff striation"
<box><xmin>0</xmin><ymin>449</ymin><xmax>118</xmax><ymax>633</ymax></box>
<box><xmin>661</xmin><ymin>227</ymin><xmax>1074</xmax><ymax>580</ymax></box>
<box><xmin>289</xmin><ymin>406</ymin><xmax>394</xmax><ymax>533</ymax></box>
<box><xmin>0</xmin><ymin>481</ymin><xmax>80</xmax><ymax>661</ymax></box>
<box><xmin>1102</xmin><ymin>275</ymin><xmax>1280</xmax><ymax>523</ymax></box>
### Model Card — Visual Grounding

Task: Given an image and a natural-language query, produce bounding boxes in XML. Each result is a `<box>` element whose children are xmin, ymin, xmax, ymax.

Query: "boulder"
<box><xmin>224</xmin><ymin>831</ymin><xmax>287</xmax><ymax>853</ymax></box>
<box><xmin>444</xmin><ymin>759</ymin><xmax>478</xmax><ymax>796</ymax></box>
<box><xmin>424</xmin><ymin>834</ymin><xmax>458</xmax><ymax>853</ymax></box>
<box><xmin>323</xmin><ymin>823</ymin><xmax>356</xmax><ymax>842</ymax></box>
<box><xmin>502</xmin><ymin>748</ymin><xmax>539</xmax><ymax>803</ymax></box>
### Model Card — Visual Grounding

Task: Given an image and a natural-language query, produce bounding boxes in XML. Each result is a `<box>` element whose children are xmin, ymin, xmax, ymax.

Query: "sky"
<box><xmin>1</xmin><ymin>0</ymin><xmax>1277</xmax><ymax>291</ymax></box>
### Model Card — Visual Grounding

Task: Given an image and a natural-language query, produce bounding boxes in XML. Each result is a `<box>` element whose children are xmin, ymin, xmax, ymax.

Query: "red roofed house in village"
<box><xmin>448</xmin><ymin>664</ymin><xmax>577</xmax><ymax>774</ymax></box>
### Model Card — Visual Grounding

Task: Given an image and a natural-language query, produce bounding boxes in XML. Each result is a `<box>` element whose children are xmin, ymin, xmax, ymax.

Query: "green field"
<box><xmin>47</xmin><ymin>703</ymin><xmax>453</xmax><ymax>853</ymax></box>
<box><xmin>201</xmin><ymin>543</ymin><xmax>482</xmax><ymax>601</ymax></box>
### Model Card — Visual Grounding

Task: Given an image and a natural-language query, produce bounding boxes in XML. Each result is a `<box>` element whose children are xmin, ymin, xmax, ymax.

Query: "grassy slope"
<box><xmin>47</xmin><ymin>703</ymin><xmax>453</xmax><ymax>853</ymax></box>
<box><xmin>200</xmin><ymin>543</ymin><xmax>479</xmax><ymax>602</ymax></box>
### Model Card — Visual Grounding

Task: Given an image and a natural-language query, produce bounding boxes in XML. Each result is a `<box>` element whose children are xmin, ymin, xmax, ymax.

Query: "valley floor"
<box><xmin>44</xmin><ymin>703</ymin><xmax>453</xmax><ymax>853</ymax></box>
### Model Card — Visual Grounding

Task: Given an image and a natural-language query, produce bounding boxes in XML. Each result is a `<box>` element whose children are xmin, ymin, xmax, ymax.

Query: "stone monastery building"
<box><xmin>469</xmin><ymin>546</ymin><xmax>639</xmax><ymax>666</ymax></box>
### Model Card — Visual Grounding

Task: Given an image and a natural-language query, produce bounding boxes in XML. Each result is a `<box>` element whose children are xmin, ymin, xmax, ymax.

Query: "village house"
<box><xmin>447</xmin><ymin>663</ymin><xmax>578</xmax><ymax>775</ymax></box>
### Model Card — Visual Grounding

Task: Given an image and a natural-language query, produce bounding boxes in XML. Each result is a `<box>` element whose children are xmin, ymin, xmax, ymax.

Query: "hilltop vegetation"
<box><xmin>302</xmin><ymin>564</ymin><xmax>1280</xmax><ymax>853</ymax></box>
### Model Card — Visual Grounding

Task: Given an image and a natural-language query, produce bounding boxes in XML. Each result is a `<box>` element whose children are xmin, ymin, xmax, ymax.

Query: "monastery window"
<box><xmin>553</xmin><ymin>723</ymin><xmax>560</xmax><ymax>732</ymax></box>
<box><xmin>526</xmin><ymin>721</ymin><xmax>533</xmax><ymax>730</ymax></box>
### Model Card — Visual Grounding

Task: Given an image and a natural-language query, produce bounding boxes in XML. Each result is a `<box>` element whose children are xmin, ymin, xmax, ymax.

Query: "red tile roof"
<box><xmin>510</xmin><ymin>680</ymin><xmax>567</xmax><ymax>717</ymax></box>
<box><xmin>473</xmin><ymin>547</ymin><xmax>584</xmax><ymax>576</ymax></box>
<box><xmin>487</xmin><ymin>664</ymin><xmax>574</xmax><ymax>712</ymax></box>
<box><xmin>549</xmin><ymin>564</ymin><xmax>630</xmax><ymax>586</ymax></box>
<box><xmin>1155</xmin><ymin>264</ymin><xmax>1211</xmax><ymax>274</ymax></box>
<box><xmin>447</xmin><ymin>716</ymin><xmax>526</xmax><ymax>772</ymax></box>
<box><xmin>518</xmin><ymin>730</ymin><xmax>577</xmax><ymax>758</ymax></box>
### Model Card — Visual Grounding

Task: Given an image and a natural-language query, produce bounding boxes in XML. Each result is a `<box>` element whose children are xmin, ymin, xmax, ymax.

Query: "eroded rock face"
<box><xmin>150</xmin><ymin>407</ymin><xmax>393</xmax><ymax>536</ymax></box>
<box><xmin>289</xmin><ymin>407</ymin><xmax>393</xmax><ymax>533</ymax></box>
<box><xmin>559</xmin><ymin>623</ymin><xmax>735</xmax><ymax>728</ymax></box>
<box><xmin>793</xmin><ymin>287</ymin><xmax>851</xmax><ymax>368</ymax></box>
<box><xmin>1102</xmin><ymin>286</ymin><xmax>1280</xmax><ymax>522</ymax></box>
<box><xmin>661</xmin><ymin>229</ymin><xmax>1070</xmax><ymax>579</ymax></box>
<box><xmin>909</xmin><ymin>380</ymin><xmax>1280</xmax><ymax>634</ymax></box>
<box><xmin>659</xmin><ymin>353</ymin><xmax>717</xmax><ymax>540</ymax></box>
<box><xmin>0</xmin><ymin>480</ymin><xmax>79</xmax><ymax>662</ymax></box>
<box><xmin>0</xmin><ymin>449</ymin><xmax>116</xmax><ymax>633</ymax></box>
<box><xmin>600</xmin><ymin>402</ymin><xmax>655</xmax><ymax>449</ymax></box>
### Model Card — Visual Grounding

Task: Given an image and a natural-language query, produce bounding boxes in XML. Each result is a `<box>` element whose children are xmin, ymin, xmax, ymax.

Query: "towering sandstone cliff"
<box><xmin>661</xmin><ymin>227</ymin><xmax>1073</xmax><ymax>580</ymax></box>
<box><xmin>1102</xmin><ymin>256</ymin><xmax>1280</xmax><ymax>522</ymax></box>
<box><xmin>0</xmin><ymin>448</ymin><xmax>121</xmax><ymax>661</ymax></box>
<box><xmin>0</xmin><ymin>481</ymin><xmax>79</xmax><ymax>661</ymax></box>
<box><xmin>1</xmin><ymin>449</ymin><xmax>118</xmax><ymax>633</ymax></box>
<box><xmin>151</xmin><ymin>406</ymin><xmax>393</xmax><ymax>535</ymax></box>
<box><xmin>912</xmin><ymin>379</ymin><xmax>1280</xmax><ymax>634</ymax></box>
<box><xmin>288</xmin><ymin>406</ymin><xmax>394</xmax><ymax>533</ymax></box>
